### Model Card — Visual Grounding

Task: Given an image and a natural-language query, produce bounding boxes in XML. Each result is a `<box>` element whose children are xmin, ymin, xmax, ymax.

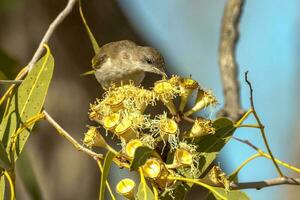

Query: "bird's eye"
<box><xmin>144</xmin><ymin>57</ymin><xmax>153</xmax><ymax>64</ymax></box>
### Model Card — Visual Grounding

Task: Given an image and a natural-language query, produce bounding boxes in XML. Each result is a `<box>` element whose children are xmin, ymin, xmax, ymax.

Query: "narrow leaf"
<box><xmin>80</xmin><ymin>70</ymin><xmax>95</xmax><ymax>77</ymax></box>
<box><xmin>136</xmin><ymin>168</ymin><xmax>154</xmax><ymax>200</ymax></box>
<box><xmin>17</xmin><ymin>150</ymin><xmax>43</xmax><ymax>199</ymax></box>
<box><xmin>99</xmin><ymin>151</ymin><xmax>115</xmax><ymax>200</ymax></box>
<box><xmin>0</xmin><ymin>46</ymin><xmax>54</xmax><ymax>161</ymax></box>
<box><xmin>130</xmin><ymin>146</ymin><xmax>160</xmax><ymax>171</ymax></box>
<box><xmin>79</xmin><ymin>0</ymin><xmax>100</xmax><ymax>54</ymax></box>
<box><xmin>206</xmin><ymin>188</ymin><xmax>250</xmax><ymax>200</ymax></box>
<box><xmin>0</xmin><ymin>141</ymin><xmax>10</xmax><ymax>170</ymax></box>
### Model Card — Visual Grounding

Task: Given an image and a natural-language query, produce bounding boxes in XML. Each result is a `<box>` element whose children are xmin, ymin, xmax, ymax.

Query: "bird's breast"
<box><xmin>94</xmin><ymin>60</ymin><xmax>145</xmax><ymax>88</ymax></box>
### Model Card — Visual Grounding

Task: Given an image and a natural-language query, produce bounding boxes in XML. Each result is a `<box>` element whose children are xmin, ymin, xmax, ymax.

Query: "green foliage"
<box><xmin>99</xmin><ymin>151</ymin><xmax>115</xmax><ymax>200</ymax></box>
<box><xmin>130</xmin><ymin>146</ymin><xmax>160</xmax><ymax>171</ymax></box>
<box><xmin>0</xmin><ymin>49</ymin><xmax>54</xmax><ymax>161</ymax></box>
<box><xmin>192</xmin><ymin>118</ymin><xmax>236</xmax><ymax>177</ymax></box>
<box><xmin>206</xmin><ymin>187</ymin><xmax>250</xmax><ymax>200</ymax></box>
<box><xmin>79</xmin><ymin>0</ymin><xmax>100</xmax><ymax>54</ymax></box>
<box><xmin>17</xmin><ymin>151</ymin><xmax>43</xmax><ymax>199</ymax></box>
<box><xmin>136</xmin><ymin>170</ymin><xmax>154</xmax><ymax>200</ymax></box>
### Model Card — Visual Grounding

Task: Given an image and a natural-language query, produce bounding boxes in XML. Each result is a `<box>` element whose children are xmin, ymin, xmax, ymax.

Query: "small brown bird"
<box><xmin>91</xmin><ymin>40</ymin><xmax>166</xmax><ymax>89</ymax></box>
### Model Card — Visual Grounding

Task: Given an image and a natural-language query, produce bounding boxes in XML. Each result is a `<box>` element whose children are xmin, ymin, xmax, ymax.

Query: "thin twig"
<box><xmin>15</xmin><ymin>0</ymin><xmax>78</xmax><ymax>81</ymax></box>
<box><xmin>232</xmin><ymin>136</ymin><xmax>259</xmax><ymax>151</ymax></box>
<box><xmin>218</xmin><ymin>0</ymin><xmax>245</xmax><ymax>121</ymax></box>
<box><xmin>245</xmin><ymin>71</ymin><xmax>284</xmax><ymax>177</ymax></box>
<box><xmin>178</xmin><ymin>176</ymin><xmax>300</xmax><ymax>190</ymax></box>
<box><xmin>43</xmin><ymin>110</ymin><xmax>103</xmax><ymax>159</ymax></box>
<box><xmin>233</xmin><ymin>136</ymin><xmax>300</xmax><ymax>173</ymax></box>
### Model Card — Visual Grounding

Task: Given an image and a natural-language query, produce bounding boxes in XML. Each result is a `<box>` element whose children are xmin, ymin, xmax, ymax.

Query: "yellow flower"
<box><xmin>178</xmin><ymin>78</ymin><xmax>199</xmax><ymax>112</ymax></box>
<box><xmin>173</xmin><ymin>149</ymin><xmax>194</xmax><ymax>167</ymax></box>
<box><xmin>103</xmin><ymin>113</ymin><xmax>120</xmax><ymax>131</ymax></box>
<box><xmin>153</xmin><ymin>79</ymin><xmax>179</xmax><ymax>115</ymax></box>
<box><xmin>125</xmin><ymin>139</ymin><xmax>143</xmax><ymax>158</ymax></box>
<box><xmin>184</xmin><ymin>89</ymin><xmax>217</xmax><ymax>116</ymax></box>
<box><xmin>83</xmin><ymin>126</ymin><xmax>107</xmax><ymax>148</ymax></box>
<box><xmin>209</xmin><ymin>165</ymin><xmax>231</xmax><ymax>191</ymax></box>
<box><xmin>105</xmin><ymin>93</ymin><xmax>125</xmax><ymax>112</ymax></box>
<box><xmin>116</xmin><ymin>178</ymin><xmax>136</xmax><ymax>199</ymax></box>
<box><xmin>159</xmin><ymin>118</ymin><xmax>178</xmax><ymax>136</ymax></box>
<box><xmin>184</xmin><ymin>117</ymin><xmax>215</xmax><ymax>138</ymax></box>
<box><xmin>115</xmin><ymin>117</ymin><xmax>137</xmax><ymax>141</ymax></box>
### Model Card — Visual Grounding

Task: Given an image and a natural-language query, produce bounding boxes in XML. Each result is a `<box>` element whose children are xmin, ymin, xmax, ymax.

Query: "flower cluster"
<box><xmin>83</xmin><ymin>76</ymin><xmax>220</xmax><ymax>198</ymax></box>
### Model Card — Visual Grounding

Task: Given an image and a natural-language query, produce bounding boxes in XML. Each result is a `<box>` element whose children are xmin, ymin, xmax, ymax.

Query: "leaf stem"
<box><xmin>151</xmin><ymin>183</ymin><xmax>159</xmax><ymax>200</ymax></box>
<box><xmin>236</xmin><ymin>124</ymin><xmax>260</xmax><ymax>128</ymax></box>
<box><xmin>4</xmin><ymin>171</ymin><xmax>15</xmax><ymax>200</ymax></box>
<box><xmin>229</xmin><ymin>153</ymin><xmax>261</xmax><ymax>180</ymax></box>
<box><xmin>234</xmin><ymin>108</ymin><xmax>253</xmax><ymax>127</ymax></box>
<box><xmin>167</xmin><ymin>176</ymin><xmax>227</xmax><ymax>200</ymax></box>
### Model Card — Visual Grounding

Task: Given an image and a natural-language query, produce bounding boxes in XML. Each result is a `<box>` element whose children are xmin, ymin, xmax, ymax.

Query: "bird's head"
<box><xmin>136</xmin><ymin>46</ymin><xmax>166</xmax><ymax>77</ymax></box>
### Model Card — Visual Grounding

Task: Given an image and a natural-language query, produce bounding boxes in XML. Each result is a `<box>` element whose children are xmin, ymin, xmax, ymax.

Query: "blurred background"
<box><xmin>1</xmin><ymin>0</ymin><xmax>300</xmax><ymax>199</ymax></box>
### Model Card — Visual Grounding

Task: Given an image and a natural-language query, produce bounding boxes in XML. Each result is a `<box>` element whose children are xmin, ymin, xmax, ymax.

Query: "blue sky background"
<box><xmin>117</xmin><ymin>1</ymin><xmax>300</xmax><ymax>199</ymax></box>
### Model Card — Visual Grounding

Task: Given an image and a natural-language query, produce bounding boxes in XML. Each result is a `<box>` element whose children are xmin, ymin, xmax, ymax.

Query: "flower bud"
<box><xmin>125</xmin><ymin>139</ymin><xmax>143</xmax><ymax>158</ymax></box>
<box><xmin>153</xmin><ymin>80</ymin><xmax>178</xmax><ymax>115</ymax></box>
<box><xmin>83</xmin><ymin>126</ymin><xmax>107</xmax><ymax>148</ymax></box>
<box><xmin>173</xmin><ymin>149</ymin><xmax>194</xmax><ymax>167</ymax></box>
<box><xmin>184</xmin><ymin>117</ymin><xmax>215</xmax><ymax>138</ymax></box>
<box><xmin>115</xmin><ymin>118</ymin><xmax>137</xmax><ymax>141</ymax></box>
<box><xmin>184</xmin><ymin>89</ymin><xmax>217</xmax><ymax>116</ymax></box>
<box><xmin>178</xmin><ymin>78</ymin><xmax>199</xmax><ymax>112</ymax></box>
<box><xmin>103</xmin><ymin>113</ymin><xmax>120</xmax><ymax>131</ymax></box>
<box><xmin>116</xmin><ymin>178</ymin><xmax>136</xmax><ymax>199</ymax></box>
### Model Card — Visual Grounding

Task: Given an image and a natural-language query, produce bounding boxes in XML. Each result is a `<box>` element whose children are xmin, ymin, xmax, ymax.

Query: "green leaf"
<box><xmin>130</xmin><ymin>146</ymin><xmax>160</xmax><ymax>171</ymax></box>
<box><xmin>136</xmin><ymin>170</ymin><xmax>154</xmax><ymax>200</ymax></box>
<box><xmin>0</xmin><ymin>48</ymin><xmax>54</xmax><ymax>161</ymax></box>
<box><xmin>17</xmin><ymin>150</ymin><xmax>43</xmax><ymax>199</ymax></box>
<box><xmin>0</xmin><ymin>175</ymin><xmax>4</xmax><ymax>200</ymax></box>
<box><xmin>0</xmin><ymin>141</ymin><xmax>10</xmax><ymax>170</ymax></box>
<box><xmin>206</xmin><ymin>188</ymin><xmax>250</xmax><ymax>200</ymax></box>
<box><xmin>192</xmin><ymin>118</ymin><xmax>236</xmax><ymax>176</ymax></box>
<box><xmin>80</xmin><ymin>70</ymin><xmax>95</xmax><ymax>76</ymax></box>
<box><xmin>79</xmin><ymin>0</ymin><xmax>100</xmax><ymax>54</ymax></box>
<box><xmin>99</xmin><ymin>151</ymin><xmax>115</xmax><ymax>200</ymax></box>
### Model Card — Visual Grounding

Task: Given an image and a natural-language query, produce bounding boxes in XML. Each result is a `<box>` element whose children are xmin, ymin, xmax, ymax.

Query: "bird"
<box><xmin>91</xmin><ymin>40</ymin><xmax>166</xmax><ymax>89</ymax></box>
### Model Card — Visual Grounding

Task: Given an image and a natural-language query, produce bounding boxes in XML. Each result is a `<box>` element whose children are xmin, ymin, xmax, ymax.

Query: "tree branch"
<box><xmin>218</xmin><ymin>0</ymin><xmax>245</xmax><ymax>121</ymax></box>
<box><xmin>43</xmin><ymin>110</ymin><xmax>103</xmax><ymax>159</ymax></box>
<box><xmin>18</xmin><ymin>0</ymin><xmax>78</xmax><ymax>79</ymax></box>
<box><xmin>229</xmin><ymin>177</ymin><xmax>300</xmax><ymax>190</ymax></box>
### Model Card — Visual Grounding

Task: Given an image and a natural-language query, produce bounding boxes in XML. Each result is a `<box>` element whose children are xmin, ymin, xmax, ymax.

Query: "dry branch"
<box><xmin>218</xmin><ymin>0</ymin><xmax>245</xmax><ymax>121</ymax></box>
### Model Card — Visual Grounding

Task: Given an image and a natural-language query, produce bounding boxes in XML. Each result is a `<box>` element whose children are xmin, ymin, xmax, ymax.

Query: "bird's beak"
<box><xmin>141</xmin><ymin>65</ymin><xmax>167</xmax><ymax>77</ymax></box>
